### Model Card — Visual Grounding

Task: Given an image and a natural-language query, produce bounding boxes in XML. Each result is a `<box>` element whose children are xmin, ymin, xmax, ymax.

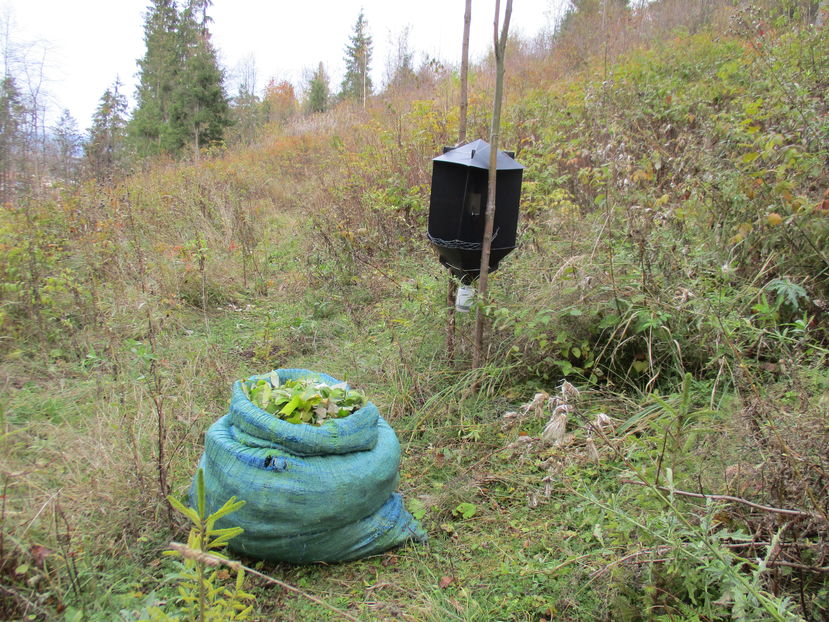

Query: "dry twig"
<box><xmin>620</xmin><ymin>480</ymin><xmax>827</xmax><ymax>523</ymax></box>
<box><xmin>591</xmin><ymin>542</ymin><xmax>829</xmax><ymax>580</ymax></box>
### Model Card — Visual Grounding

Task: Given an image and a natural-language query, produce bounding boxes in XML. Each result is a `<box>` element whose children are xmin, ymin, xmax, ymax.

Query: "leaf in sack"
<box><xmin>261</xmin><ymin>383</ymin><xmax>274</xmax><ymax>409</ymax></box>
<box><xmin>273</xmin><ymin>388</ymin><xmax>291</xmax><ymax>405</ymax></box>
<box><xmin>279</xmin><ymin>394</ymin><xmax>302</xmax><ymax>416</ymax></box>
<box><xmin>248</xmin><ymin>381</ymin><xmax>264</xmax><ymax>405</ymax></box>
<box><xmin>240</xmin><ymin>375</ymin><xmax>367</xmax><ymax>426</ymax></box>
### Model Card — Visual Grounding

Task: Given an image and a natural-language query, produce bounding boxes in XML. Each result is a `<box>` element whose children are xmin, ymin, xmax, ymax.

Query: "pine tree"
<box><xmin>340</xmin><ymin>10</ymin><xmax>373</xmax><ymax>106</ymax></box>
<box><xmin>306</xmin><ymin>62</ymin><xmax>329</xmax><ymax>114</ymax></box>
<box><xmin>86</xmin><ymin>79</ymin><xmax>128</xmax><ymax>181</ymax></box>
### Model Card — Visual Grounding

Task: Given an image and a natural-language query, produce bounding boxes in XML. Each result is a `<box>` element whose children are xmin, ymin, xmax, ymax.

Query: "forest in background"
<box><xmin>1</xmin><ymin>0</ymin><xmax>829</xmax><ymax>620</ymax></box>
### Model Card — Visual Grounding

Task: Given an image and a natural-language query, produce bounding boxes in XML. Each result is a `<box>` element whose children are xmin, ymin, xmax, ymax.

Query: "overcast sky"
<box><xmin>3</xmin><ymin>0</ymin><xmax>566</xmax><ymax>131</ymax></box>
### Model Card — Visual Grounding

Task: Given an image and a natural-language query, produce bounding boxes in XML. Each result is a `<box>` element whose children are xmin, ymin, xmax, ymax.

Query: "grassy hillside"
<box><xmin>2</xmin><ymin>3</ymin><xmax>828</xmax><ymax>620</ymax></box>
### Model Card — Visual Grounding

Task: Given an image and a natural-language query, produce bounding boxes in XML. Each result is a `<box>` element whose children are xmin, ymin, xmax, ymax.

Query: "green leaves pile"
<box><xmin>241</xmin><ymin>372</ymin><xmax>366</xmax><ymax>426</ymax></box>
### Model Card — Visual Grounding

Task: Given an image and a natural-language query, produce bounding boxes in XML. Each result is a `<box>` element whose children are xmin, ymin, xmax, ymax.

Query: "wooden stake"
<box><xmin>447</xmin><ymin>279</ymin><xmax>457</xmax><ymax>362</ymax></box>
<box><xmin>459</xmin><ymin>0</ymin><xmax>472</xmax><ymax>144</ymax></box>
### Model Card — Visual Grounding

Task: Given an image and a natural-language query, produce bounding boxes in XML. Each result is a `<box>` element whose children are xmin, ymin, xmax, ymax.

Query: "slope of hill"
<box><xmin>1</xmin><ymin>2</ymin><xmax>827</xmax><ymax>620</ymax></box>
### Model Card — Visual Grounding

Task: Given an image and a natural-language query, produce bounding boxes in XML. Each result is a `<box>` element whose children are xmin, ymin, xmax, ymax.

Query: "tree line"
<box><xmin>0</xmin><ymin>2</ymin><xmax>412</xmax><ymax>194</ymax></box>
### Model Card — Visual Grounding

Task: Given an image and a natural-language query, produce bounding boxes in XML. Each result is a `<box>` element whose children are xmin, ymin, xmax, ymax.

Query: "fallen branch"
<box><xmin>591</xmin><ymin>542</ymin><xmax>829</xmax><ymax>579</ymax></box>
<box><xmin>620</xmin><ymin>480</ymin><xmax>827</xmax><ymax>523</ymax></box>
<box><xmin>590</xmin><ymin>544</ymin><xmax>673</xmax><ymax>579</ymax></box>
<box><xmin>168</xmin><ymin>542</ymin><xmax>361</xmax><ymax>622</ymax></box>
<box><xmin>769</xmin><ymin>560</ymin><xmax>829</xmax><ymax>574</ymax></box>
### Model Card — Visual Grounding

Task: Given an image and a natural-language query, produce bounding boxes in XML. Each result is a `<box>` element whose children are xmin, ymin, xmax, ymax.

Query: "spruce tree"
<box><xmin>0</xmin><ymin>76</ymin><xmax>26</xmax><ymax>202</ymax></box>
<box><xmin>129</xmin><ymin>0</ymin><xmax>180</xmax><ymax>156</ymax></box>
<box><xmin>172</xmin><ymin>0</ymin><xmax>230</xmax><ymax>156</ymax></box>
<box><xmin>306</xmin><ymin>62</ymin><xmax>329</xmax><ymax>114</ymax></box>
<box><xmin>340</xmin><ymin>10</ymin><xmax>373</xmax><ymax>106</ymax></box>
<box><xmin>86</xmin><ymin>79</ymin><xmax>129</xmax><ymax>181</ymax></box>
<box><xmin>129</xmin><ymin>0</ymin><xmax>229</xmax><ymax>158</ymax></box>
<box><xmin>51</xmin><ymin>109</ymin><xmax>82</xmax><ymax>183</ymax></box>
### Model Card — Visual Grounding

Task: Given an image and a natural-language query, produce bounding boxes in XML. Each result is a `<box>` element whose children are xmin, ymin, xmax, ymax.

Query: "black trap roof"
<box><xmin>433</xmin><ymin>139</ymin><xmax>524</xmax><ymax>171</ymax></box>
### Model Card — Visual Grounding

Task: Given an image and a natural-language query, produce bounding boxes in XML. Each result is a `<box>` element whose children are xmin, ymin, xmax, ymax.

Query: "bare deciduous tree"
<box><xmin>458</xmin><ymin>0</ymin><xmax>472</xmax><ymax>144</ymax></box>
<box><xmin>473</xmin><ymin>0</ymin><xmax>512</xmax><ymax>369</ymax></box>
<box><xmin>447</xmin><ymin>0</ymin><xmax>473</xmax><ymax>364</ymax></box>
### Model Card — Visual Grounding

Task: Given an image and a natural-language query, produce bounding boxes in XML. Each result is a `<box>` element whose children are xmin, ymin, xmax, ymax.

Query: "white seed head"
<box><xmin>674</xmin><ymin>287</ymin><xmax>695</xmax><ymax>303</ymax></box>
<box><xmin>506</xmin><ymin>436</ymin><xmax>536</xmax><ymax>450</ymax></box>
<box><xmin>546</xmin><ymin>396</ymin><xmax>563</xmax><ymax>412</ymax></box>
<box><xmin>542</xmin><ymin>413</ymin><xmax>568</xmax><ymax>445</ymax></box>
<box><xmin>522</xmin><ymin>391</ymin><xmax>550</xmax><ymax>415</ymax></box>
<box><xmin>586</xmin><ymin>437</ymin><xmax>600</xmax><ymax>463</ymax></box>
<box><xmin>552</xmin><ymin>404</ymin><xmax>572</xmax><ymax>418</ymax></box>
<box><xmin>593</xmin><ymin>412</ymin><xmax>614</xmax><ymax>431</ymax></box>
<box><xmin>560</xmin><ymin>381</ymin><xmax>580</xmax><ymax>400</ymax></box>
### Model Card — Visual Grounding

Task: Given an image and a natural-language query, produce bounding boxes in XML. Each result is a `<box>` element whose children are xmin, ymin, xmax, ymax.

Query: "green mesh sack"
<box><xmin>190</xmin><ymin>368</ymin><xmax>426</xmax><ymax>563</ymax></box>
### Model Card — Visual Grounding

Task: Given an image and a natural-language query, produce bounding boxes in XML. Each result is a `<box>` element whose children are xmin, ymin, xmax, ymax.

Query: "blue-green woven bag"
<box><xmin>191</xmin><ymin>369</ymin><xmax>426</xmax><ymax>563</ymax></box>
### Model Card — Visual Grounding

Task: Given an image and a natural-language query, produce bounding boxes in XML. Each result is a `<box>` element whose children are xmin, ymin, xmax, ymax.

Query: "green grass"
<box><xmin>3</xmin><ymin>8</ymin><xmax>829</xmax><ymax>621</ymax></box>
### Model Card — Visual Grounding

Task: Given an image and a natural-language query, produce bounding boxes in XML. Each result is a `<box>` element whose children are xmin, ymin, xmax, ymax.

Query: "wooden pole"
<box><xmin>473</xmin><ymin>0</ymin><xmax>512</xmax><ymax>369</ymax></box>
<box><xmin>446</xmin><ymin>279</ymin><xmax>458</xmax><ymax>362</ymax></box>
<box><xmin>447</xmin><ymin>0</ymin><xmax>473</xmax><ymax>364</ymax></box>
<box><xmin>459</xmin><ymin>0</ymin><xmax>472</xmax><ymax>144</ymax></box>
